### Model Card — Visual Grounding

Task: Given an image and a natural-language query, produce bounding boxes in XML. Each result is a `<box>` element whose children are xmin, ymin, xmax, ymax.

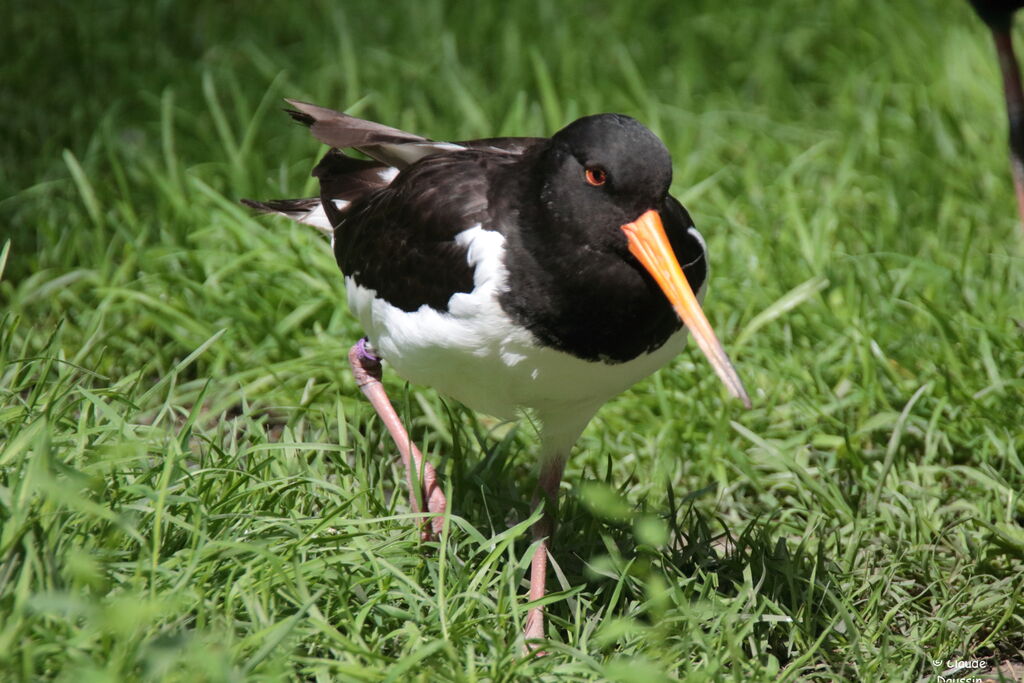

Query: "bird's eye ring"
<box><xmin>585</xmin><ymin>166</ymin><xmax>607</xmax><ymax>187</ymax></box>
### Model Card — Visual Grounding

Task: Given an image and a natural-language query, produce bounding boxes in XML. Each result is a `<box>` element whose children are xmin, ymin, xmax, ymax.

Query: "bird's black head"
<box><xmin>513</xmin><ymin>112</ymin><xmax>751</xmax><ymax>407</ymax></box>
<box><xmin>538</xmin><ymin>113</ymin><xmax>673</xmax><ymax>250</ymax></box>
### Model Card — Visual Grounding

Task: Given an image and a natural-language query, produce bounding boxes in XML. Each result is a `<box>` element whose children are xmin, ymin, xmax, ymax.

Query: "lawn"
<box><xmin>2</xmin><ymin>0</ymin><xmax>1023</xmax><ymax>680</ymax></box>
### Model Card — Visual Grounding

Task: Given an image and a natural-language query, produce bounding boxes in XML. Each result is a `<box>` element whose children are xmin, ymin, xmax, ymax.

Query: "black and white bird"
<box><xmin>244</xmin><ymin>100</ymin><xmax>750</xmax><ymax>645</ymax></box>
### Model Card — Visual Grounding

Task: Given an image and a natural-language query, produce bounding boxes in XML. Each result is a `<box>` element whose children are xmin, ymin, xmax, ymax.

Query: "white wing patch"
<box><xmin>377</xmin><ymin>167</ymin><xmax>400</xmax><ymax>183</ymax></box>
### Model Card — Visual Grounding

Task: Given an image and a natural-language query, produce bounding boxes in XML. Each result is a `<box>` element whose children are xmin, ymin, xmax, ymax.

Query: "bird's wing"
<box><xmin>334</xmin><ymin>150</ymin><xmax>514</xmax><ymax>313</ymax></box>
<box><xmin>248</xmin><ymin>102</ymin><xmax>544</xmax><ymax>310</ymax></box>
<box><xmin>285</xmin><ymin>99</ymin><xmax>541</xmax><ymax>168</ymax></box>
<box><xmin>285</xmin><ymin>99</ymin><xmax>465</xmax><ymax>168</ymax></box>
<box><xmin>455</xmin><ymin>136</ymin><xmax>547</xmax><ymax>155</ymax></box>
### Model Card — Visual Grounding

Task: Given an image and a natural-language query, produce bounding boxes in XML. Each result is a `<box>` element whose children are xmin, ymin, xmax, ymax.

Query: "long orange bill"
<box><xmin>621</xmin><ymin>209</ymin><xmax>752</xmax><ymax>409</ymax></box>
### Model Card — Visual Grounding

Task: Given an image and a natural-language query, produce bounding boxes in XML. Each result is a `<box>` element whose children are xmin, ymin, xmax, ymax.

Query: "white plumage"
<box><xmin>346</xmin><ymin>222</ymin><xmax>702</xmax><ymax>460</ymax></box>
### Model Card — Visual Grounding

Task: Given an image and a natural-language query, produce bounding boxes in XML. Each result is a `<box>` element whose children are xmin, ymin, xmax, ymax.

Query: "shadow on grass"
<box><xmin>554</xmin><ymin>481</ymin><xmax>846</xmax><ymax>665</ymax></box>
<box><xmin>417</xmin><ymin>409</ymin><xmax>848</xmax><ymax>666</ymax></box>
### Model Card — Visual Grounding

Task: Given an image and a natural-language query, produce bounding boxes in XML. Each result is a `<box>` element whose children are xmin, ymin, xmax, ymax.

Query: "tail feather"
<box><xmin>243</xmin><ymin>149</ymin><xmax>398</xmax><ymax>234</ymax></box>
<box><xmin>241</xmin><ymin>197</ymin><xmax>341</xmax><ymax>235</ymax></box>
<box><xmin>312</xmin><ymin>148</ymin><xmax>398</xmax><ymax>197</ymax></box>
<box><xmin>245</xmin><ymin>100</ymin><xmax>500</xmax><ymax>230</ymax></box>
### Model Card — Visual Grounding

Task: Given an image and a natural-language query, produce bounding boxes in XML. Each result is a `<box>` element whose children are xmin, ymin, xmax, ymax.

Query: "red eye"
<box><xmin>585</xmin><ymin>166</ymin><xmax>607</xmax><ymax>186</ymax></box>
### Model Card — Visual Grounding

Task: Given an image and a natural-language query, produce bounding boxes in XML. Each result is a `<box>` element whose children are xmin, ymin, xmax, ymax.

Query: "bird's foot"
<box><xmin>521</xmin><ymin>535</ymin><xmax>551</xmax><ymax>655</ymax></box>
<box><xmin>417</xmin><ymin>459</ymin><xmax>447</xmax><ymax>542</ymax></box>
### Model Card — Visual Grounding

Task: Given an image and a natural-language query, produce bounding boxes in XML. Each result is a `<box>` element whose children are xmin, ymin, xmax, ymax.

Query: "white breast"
<box><xmin>345</xmin><ymin>225</ymin><xmax>690</xmax><ymax>423</ymax></box>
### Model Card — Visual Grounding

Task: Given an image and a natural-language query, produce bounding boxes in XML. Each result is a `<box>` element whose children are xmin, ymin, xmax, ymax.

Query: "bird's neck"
<box><xmin>492</xmin><ymin>172</ymin><xmax>682</xmax><ymax>363</ymax></box>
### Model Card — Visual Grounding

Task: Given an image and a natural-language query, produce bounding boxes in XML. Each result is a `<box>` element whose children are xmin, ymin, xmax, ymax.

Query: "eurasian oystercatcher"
<box><xmin>965</xmin><ymin>0</ymin><xmax>1024</xmax><ymax>230</ymax></box>
<box><xmin>243</xmin><ymin>100</ymin><xmax>751</xmax><ymax>645</ymax></box>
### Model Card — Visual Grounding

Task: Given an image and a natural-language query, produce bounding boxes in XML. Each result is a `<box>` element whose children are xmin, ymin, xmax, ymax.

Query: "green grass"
<box><xmin>3</xmin><ymin>0</ymin><xmax>1024</xmax><ymax>680</ymax></box>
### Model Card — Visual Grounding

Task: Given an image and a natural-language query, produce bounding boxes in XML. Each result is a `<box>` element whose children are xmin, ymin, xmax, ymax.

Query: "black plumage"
<box><xmin>331</xmin><ymin>150</ymin><xmax>502</xmax><ymax>312</ymax></box>
<box><xmin>498</xmin><ymin>192</ymin><xmax>705</xmax><ymax>363</ymax></box>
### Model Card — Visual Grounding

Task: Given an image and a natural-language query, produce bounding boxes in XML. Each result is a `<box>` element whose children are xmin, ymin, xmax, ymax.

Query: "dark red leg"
<box><xmin>348</xmin><ymin>338</ymin><xmax>446</xmax><ymax>540</ymax></box>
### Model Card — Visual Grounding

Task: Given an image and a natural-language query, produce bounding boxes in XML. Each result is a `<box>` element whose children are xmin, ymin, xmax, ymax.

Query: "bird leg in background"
<box><xmin>993</xmin><ymin>28</ymin><xmax>1024</xmax><ymax>233</ymax></box>
<box><xmin>523</xmin><ymin>455</ymin><xmax>567</xmax><ymax>648</ymax></box>
<box><xmin>348</xmin><ymin>338</ymin><xmax>447</xmax><ymax>540</ymax></box>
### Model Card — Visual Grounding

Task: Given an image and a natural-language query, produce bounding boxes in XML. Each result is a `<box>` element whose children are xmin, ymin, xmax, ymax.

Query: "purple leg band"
<box><xmin>356</xmin><ymin>337</ymin><xmax>381</xmax><ymax>364</ymax></box>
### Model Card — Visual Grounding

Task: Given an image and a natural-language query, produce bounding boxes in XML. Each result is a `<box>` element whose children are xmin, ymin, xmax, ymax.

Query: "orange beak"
<box><xmin>621</xmin><ymin>209</ymin><xmax>751</xmax><ymax>408</ymax></box>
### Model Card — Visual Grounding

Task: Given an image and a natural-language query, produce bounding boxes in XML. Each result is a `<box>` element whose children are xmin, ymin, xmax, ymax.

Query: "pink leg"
<box><xmin>523</xmin><ymin>456</ymin><xmax>567</xmax><ymax>648</ymax></box>
<box><xmin>348</xmin><ymin>339</ymin><xmax>446</xmax><ymax>540</ymax></box>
